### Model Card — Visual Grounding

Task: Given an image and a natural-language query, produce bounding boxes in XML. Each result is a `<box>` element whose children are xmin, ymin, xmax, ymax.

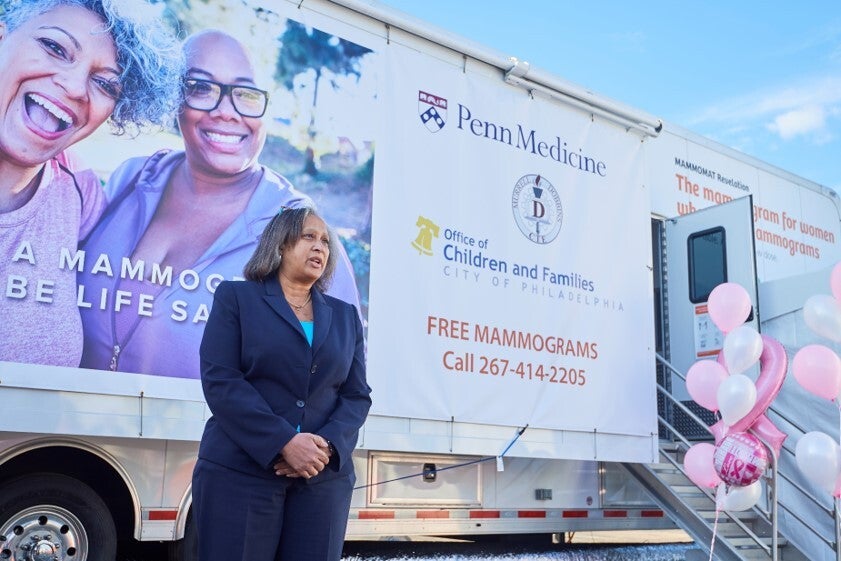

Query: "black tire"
<box><xmin>167</xmin><ymin>511</ymin><xmax>197</xmax><ymax>561</ymax></box>
<box><xmin>0</xmin><ymin>473</ymin><xmax>116</xmax><ymax>561</ymax></box>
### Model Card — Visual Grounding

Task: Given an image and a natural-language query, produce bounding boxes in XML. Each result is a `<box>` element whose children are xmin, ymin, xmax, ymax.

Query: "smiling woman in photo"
<box><xmin>79</xmin><ymin>29</ymin><xmax>360</xmax><ymax>379</ymax></box>
<box><xmin>0</xmin><ymin>0</ymin><xmax>182</xmax><ymax>367</ymax></box>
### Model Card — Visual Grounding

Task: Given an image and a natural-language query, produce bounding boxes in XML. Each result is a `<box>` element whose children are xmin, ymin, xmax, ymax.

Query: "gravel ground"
<box><xmin>341</xmin><ymin>538</ymin><xmax>698</xmax><ymax>560</ymax></box>
<box><xmin>118</xmin><ymin>533</ymin><xmax>700</xmax><ymax>561</ymax></box>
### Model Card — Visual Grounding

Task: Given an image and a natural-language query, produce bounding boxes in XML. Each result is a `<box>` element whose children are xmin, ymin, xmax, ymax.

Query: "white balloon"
<box><xmin>723</xmin><ymin>325</ymin><xmax>763</xmax><ymax>375</ymax></box>
<box><xmin>803</xmin><ymin>294</ymin><xmax>841</xmax><ymax>343</ymax></box>
<box><xmin>795</xmin><ymin>431</ymin><xmax>840</xmax><ymax>492</ymax></box>
<box><xmin>716</xmin><ymin>374</ymin><xmax>757</xmax><ymax>426</ymax></box>
<box><xmin>717</xmin><ymin>480</ymin><xmax>762</xmax><ymax>511</ymax></box>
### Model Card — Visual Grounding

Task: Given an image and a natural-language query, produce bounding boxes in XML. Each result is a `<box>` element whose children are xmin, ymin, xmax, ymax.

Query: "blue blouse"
<box><xmin>300</xmin><ymin>321</ymin><xmax>314</xmax><ymax>346</ymax></box>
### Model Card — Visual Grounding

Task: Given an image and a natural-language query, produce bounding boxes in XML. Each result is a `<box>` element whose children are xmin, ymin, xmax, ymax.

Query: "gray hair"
<box><xmin>2</xmin><ymin>0</ymin><xmax>185</xmax><ymax>134</ymax></box>
<box><xmin>244</xmin><ymin>207</ymin><xmax>338</xmax><ymax>292</ymax></box>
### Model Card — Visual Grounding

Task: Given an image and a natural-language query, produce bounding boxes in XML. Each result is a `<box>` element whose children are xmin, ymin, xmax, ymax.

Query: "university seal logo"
<box><xmin>418</xmin><ymin>90</ymin><xmax>447</xmax><ymax>132</ymax></box>
<box><xmin>512</xmin><ymin>174</ymin><xmax>563</xmax><ymax>244</ymax></box>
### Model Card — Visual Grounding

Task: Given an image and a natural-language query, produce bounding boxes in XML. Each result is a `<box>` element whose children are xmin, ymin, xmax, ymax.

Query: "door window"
<box><xmin>688</xmin><ymin>227</ymin><xmax>726</xmax><ymax>303</ymax></box>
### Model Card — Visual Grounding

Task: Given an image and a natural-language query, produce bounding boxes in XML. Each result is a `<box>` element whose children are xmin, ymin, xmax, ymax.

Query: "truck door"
<box><xmin>662</xmin><ymin>195</ymin><xmax>759</xmax><ymax>435</ymax></box>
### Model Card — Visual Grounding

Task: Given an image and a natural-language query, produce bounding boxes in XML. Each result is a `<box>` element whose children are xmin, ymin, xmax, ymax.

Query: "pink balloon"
<box><xmin>684</xmin><ymin>443</ymin><xmax>723</xmax><ymax>489</ymax></box>
<box><xmin>792</xmin><ymin>345</ymin><xmax>841</xmax><ymax>400</ymax></box>
<box><xmin>714</xmin><ymin>432</ymin><xmax>768</xmax><ymax>486</ymax></box>
<box><xmin>686</xmin><ymin>360</ymin><xmax>728</xmax><ymax>411</ymax></box>
<box><xmin>834</xmin><ymin>471</ymin><xmax>841</xmax><ymax>498</ymax></box>
<box><xmin>831</xmin><ymin>262</ymin><xmax>841</xmax><ymax>301</ymax></box>
<box><xmin>707</xmin><ymin>283</ymin><xmax>752</xmax><ymax>333</ymax></box>
<box><xmin>711</xmin><ymin>335</ymin><xmax>788</xmax><ymax>458</ymax></box>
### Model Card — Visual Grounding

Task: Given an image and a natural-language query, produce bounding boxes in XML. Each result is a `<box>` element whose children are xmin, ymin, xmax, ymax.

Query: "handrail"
<box><xmin>754</xmin><ymin>433</ymin><xmax>780</xmax><ymax>561</ymax></box>
<box><xmin>655</xmin><ymin>382</ymin><xmax>714</xmax><ymax>436</ymax></box>
<box><xmin>837</xmin><ymin>499</ymin><xmax>841</xmax><ymax>561</ymax></box>
<box><xmin>771</xmin><ymin>453</ymin><xmax>779</xmax><ymax>559</ymax></box>
<box><xmin>660</xmin><ymin>355</ymin><xmax>835</xmax><ymax>517</ymax></box>
<box><xmin>655</xmin><ymin>384</ymin><xmax>772</xmax><ymax>556</ymax></box>
<box><xmin>653</xmin><ymin>425</ymin><xmax>771</xmax><ymax>556</ymax></box>
<box><xmin>656</xmin><ymin>352</ymin><xmax>839</xmax><ymax>559</ymax></box>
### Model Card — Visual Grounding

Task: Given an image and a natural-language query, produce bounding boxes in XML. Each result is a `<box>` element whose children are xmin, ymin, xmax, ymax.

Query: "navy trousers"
<box><xmin>192</xmin><ymin>459</ymin><xmax>355</xmax><ymax>561</ymax></box>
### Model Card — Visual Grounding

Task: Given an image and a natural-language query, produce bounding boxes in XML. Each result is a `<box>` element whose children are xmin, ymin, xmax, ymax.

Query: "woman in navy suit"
<box><xmin>192</xmin><ymin>206</ymin><xmax>372</xmax><ymax>561</ymax></box>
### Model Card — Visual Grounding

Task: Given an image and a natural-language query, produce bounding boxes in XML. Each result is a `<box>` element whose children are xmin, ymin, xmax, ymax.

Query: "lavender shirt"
<box><xmin>78</xmin><ymin>151</ymin><xmax>360</xmax><ymax>379</ymax></box>
<box><xmin>0</xmin><ymin>158</ymin><xmax>105</xmax><ymax>366</ymax></box>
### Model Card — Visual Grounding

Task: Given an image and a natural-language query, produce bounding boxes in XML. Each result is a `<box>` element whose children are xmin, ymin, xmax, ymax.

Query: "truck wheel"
<box><xmin>167</xmin><ymin>512</ymin><xmax>197</xmax><ymax>561</ymax></box>
<box><xmin>0</xmin><ymin>473</ymin><xmax>116</xmax><ymax>561</ymax></box>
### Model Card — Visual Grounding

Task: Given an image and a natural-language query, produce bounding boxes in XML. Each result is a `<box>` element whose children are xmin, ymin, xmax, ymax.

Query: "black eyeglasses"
<box><xmin>183</xmin><ymin>78</ymin><xmax>269</xmax><ymax>118</ymax></box>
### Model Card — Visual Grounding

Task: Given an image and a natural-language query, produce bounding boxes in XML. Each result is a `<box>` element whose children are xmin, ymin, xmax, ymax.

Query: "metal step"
<box><xmin>650</xmin><ymin>364</ymin><xmax>818</xmax><ymax>560</ymax></box>
<box><xmin>621</xmin><ymin>446</ymin><xmax>785</xmax><ymax>561</ymax></box>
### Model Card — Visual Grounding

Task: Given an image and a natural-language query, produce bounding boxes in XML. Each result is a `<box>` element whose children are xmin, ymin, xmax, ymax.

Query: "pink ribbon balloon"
<box><xmin>711</xmin><ymin>334</ymin><xmax>788</xmax><ymax>457</ymax></box>
<box><xmin>713</xmin><ymin>432</ymin><xmax>769</xmax><ymax>486</ymax></box>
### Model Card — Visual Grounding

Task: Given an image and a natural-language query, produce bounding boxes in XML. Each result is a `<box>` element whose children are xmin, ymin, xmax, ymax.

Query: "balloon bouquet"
<box><xmin>680</xmin><ymin>266</ymin><xmax>841</xmax><ymax>559</ymax></box>
<box><xmin>791</xmin><ymin>262</ymin><xmax>841</xmax><ymax>496</ymax></box>
<box><xmin>683</xmin><ymin>282</ymin><xmax>788</xmax><ymax>514</ymax></box>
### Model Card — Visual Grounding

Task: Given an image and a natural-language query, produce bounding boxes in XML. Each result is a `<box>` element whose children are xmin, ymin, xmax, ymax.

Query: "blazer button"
<box><xmin>310</xmin><ymin>365</ymin><xmax>318</xmax><ymax>374</ymax></box>
<box><xmin>296</xmin><ymin>400</ymin><xmax>305</xmax><ymax>408</ymax></box>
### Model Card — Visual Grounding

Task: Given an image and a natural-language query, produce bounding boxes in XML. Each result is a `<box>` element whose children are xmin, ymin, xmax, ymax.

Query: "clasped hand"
<box><xmin>274</xmin><ymin>432</ymin><xmax>331</xmax><ymax>478</ymax></box>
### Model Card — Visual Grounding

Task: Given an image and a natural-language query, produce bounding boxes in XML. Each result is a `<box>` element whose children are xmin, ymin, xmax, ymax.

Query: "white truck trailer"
<box><xmin>1</xmin><ymin>1</ymin><xmax>839</xmax><ymax>560</ymax></box>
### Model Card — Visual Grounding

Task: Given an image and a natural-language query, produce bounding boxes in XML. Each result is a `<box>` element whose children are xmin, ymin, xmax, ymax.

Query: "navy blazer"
<box><xmin>197</xmin><ymin>279</ymin><xmax>371</xmax><ymax>481</ymax></box>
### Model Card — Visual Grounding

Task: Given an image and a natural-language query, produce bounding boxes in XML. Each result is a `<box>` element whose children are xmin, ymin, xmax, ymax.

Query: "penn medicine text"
<box><xmin>457</xmin><ymin>104</ymin><xmax>607</xmax><ymax>176</ymax></box>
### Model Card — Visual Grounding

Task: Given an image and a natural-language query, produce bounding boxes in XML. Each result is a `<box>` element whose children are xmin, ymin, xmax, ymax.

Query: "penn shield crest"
<box><xmin>418</xmin><ymin>90</ymin><xmax>447</xmax><ymax>132</ymax></box>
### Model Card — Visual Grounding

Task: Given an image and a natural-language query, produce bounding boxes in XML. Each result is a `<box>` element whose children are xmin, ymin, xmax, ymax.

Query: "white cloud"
<box><xmin>688</xmin><ymin>76</ymin><xmax>841</xmax><ymax>123</ymax></box>
<box><xmin>685</xmin><ymin>75</ymin><xmax>841</xmax><ymax>143</ymax></box>
<box><xmin>767</xmin><ymin>105</ymin><xmax>826</xmax><ymax>139</ymax></box>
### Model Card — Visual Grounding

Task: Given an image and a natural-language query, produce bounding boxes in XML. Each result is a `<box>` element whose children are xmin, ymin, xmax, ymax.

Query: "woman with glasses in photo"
<box><xmin>78</xmin><ymin>29</ymin><xmax>360</xmax><ymax>378</ymax></box>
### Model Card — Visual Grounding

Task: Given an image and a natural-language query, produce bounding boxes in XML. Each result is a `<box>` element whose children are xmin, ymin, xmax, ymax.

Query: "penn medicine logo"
<box><xmin>418</xmin><ymin>91</ymin><xmax>446</xmax><ymax>132</ymax></box>
<box><xmin>512</xmin><ymin>174</ymin><xmax>563</xmax><ymax>244</ymax></box>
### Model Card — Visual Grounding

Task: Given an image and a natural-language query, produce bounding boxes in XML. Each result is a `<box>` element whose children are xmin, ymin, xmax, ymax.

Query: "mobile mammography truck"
<box><xmin>1</xmin><ymin>1</ymin><xmax>839</xmax><ymax>560</ymax></box>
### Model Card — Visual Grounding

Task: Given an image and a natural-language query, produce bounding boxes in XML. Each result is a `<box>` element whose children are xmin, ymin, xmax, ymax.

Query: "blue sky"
<box><xmin>376</xmin><ymin>0</ymin><xmax>841</xmax><ymax>192</ymax></box>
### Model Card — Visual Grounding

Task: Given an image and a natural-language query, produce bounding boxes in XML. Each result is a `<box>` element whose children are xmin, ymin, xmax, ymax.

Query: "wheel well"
<box><xmin>0</xmin><ymin>446</ymin><xmax>135</xmax><ymax>541</ymax></box>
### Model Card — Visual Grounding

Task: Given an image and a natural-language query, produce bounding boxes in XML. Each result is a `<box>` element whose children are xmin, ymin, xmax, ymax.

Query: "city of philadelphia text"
<box><xmin>439</xmin><ymin>228</ymin><xmax>624</xmax><ymax>312</ymax></box>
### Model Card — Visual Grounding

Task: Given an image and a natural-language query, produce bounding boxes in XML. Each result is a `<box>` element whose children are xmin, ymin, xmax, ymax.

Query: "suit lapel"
<box><xmin>263</xmin><ymin>279</ymin><xmax>332</xmax><ymax>350</ymax></box>
<box><xmin>311</xmin><ymin>289</ymin><xmax>332</xmax><ymax>355</ymax></box>
<box><xmin>262</xmin><ymin>279</ymin><xmax>307</xmax><ymax>340</ymax></box>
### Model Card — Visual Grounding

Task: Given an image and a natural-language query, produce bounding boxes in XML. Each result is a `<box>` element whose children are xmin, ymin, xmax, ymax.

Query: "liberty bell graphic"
<box><xmin>411</xmin><ymin>216</ymin><xmax>439</xmax><ymax>255</ymax></box>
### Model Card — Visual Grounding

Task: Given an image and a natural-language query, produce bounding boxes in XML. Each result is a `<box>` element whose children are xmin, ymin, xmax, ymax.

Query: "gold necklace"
<box><xmin>286</xmin><ymin>293</ymin><xmax>311</xmax><ymax>312</ymax></box>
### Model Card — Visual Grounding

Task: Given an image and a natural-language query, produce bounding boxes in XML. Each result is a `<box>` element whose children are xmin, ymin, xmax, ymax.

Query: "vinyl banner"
<box><xmin>0</xmin><ymin>0</ymin><xmax>657</xmax><ymax>452</ymax></box>
<box><xmin>365</xmin><ymin>43</ymin><xmax>657</xmax><ymax>438</ymax></box>
<box><xmin>0</xmin><ymin>2</ymin><xmax>377</xmax><ymax>380</ymax></box>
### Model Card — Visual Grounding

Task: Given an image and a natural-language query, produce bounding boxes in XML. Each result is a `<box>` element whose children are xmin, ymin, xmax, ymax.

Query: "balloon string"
<box><xmin>709</xmin><ymin>505</ymin><xmax>720</xmax><ymax>561</ymax></box>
